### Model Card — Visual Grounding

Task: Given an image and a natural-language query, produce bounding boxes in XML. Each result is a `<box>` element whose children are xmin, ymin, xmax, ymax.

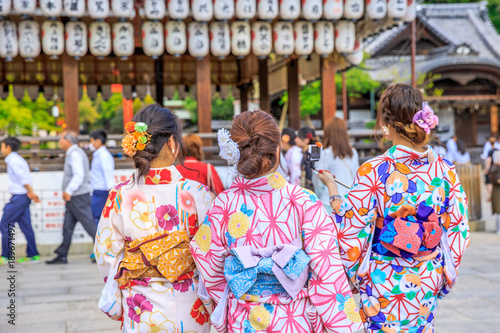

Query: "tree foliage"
<box><xmin>185</xmin><ymin>92</ymin><xmax>235</xmax><ymax>123</ymax></box>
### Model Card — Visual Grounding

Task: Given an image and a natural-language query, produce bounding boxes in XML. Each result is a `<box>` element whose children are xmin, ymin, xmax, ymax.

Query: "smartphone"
<box><xmin>306</xmin><ymin>144</ymin><xmax>321</xmax><ymax>164</ymax></box>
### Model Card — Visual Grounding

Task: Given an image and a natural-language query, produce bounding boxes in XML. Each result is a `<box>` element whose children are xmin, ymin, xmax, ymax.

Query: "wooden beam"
<box><xmin>240</xmin><ymin>84</ymin><xmax>249</xmax><ymax>112</ymax></box>
<box><xmin>155</xmin><ymin>56</ymin><xmax>164</xmax><ymax>105</ymax></box>
<box><xmin>196</xmin><ymin>56</ymin><xmax>212</xmax><ymax>143</ymax></box>
<box><xmin>491</xmin><ymin>105</ymin><xmax>499</xmax><ymax>137</ymax></box>
<box><xmin>321</xmin><ymin>57</ymin><xmax>337</xmax><ymax>126</ymax></box>
<box><xmin>287</xmin><ymin>59</ymin><xmax>300</xmax><ymax>130</ymax></box>
<box><xmin>342</xmin><ymin>71</ymin><xmax>348</xmax><ymax>123</ymax></box>
<box><xmin>411</xmin><ymin>20</ymin><xmax>417</xmax><ymax>89</ymax></box>
<box><xmin>258</xmin><ymin>58</ymin><xmax>270</xmax><ymax>112</ymax></box>
<box><xmin>426</xmin><ymin>94</ymin><xmax>500</xmax><ymax>102</ymax></box>
<box><xmin>472</xmin><ymin>111</ymin><xmax>478</xmax><ymax>145</ymax></box>
<box><xmin>62</xmin><ymin>54</ymin><xmax>79</xmax><ymax>132</ymax></box>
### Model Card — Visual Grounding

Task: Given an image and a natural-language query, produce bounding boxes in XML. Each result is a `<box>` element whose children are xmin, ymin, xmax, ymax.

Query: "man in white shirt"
<box><xmin>89</xmin><ymin>130</ymin><xmax>115</xmax><ymax>225</ymax></box>
<box><xmin>446</xmin><ymin>135</ymin><xmax>458</xmax><ymax>163</ymax></box>
<box><xmin>0</xmin><ymin>137</ymin><xmax>40</xmax><ymax>265</ymax></box>
<box><xmin>47</xmin><ymin>131</ymin><xmax>97</xmax><ymax>264</ymax></box>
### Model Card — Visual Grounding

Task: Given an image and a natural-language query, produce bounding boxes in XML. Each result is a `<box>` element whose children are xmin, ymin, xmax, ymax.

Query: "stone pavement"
<box><xmin>0</xmin><ymin>231</ymin><xmax>498</xmax><ymax>333</ymax></box>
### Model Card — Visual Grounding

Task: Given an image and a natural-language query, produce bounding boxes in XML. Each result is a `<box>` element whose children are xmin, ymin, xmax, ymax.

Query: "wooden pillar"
<box><xmin>342</xmin><ymin>71</ymin><xmax>348</xmax><ymax>123</ymax></box>
<box><xmin>240</xmin><ymin>84</ymin><xmax>249</xmax><ymax>112</ymax></box>
<box><xmin>491</xmin><ymin>105</ymin><xmax>499</xmax><ymax>137</ymax></box>
<box><xmin>411</xmin><ymin>20</ymin><xmax>417</xmax><ymax>89</ymax></box>
<box><xmin>154</xmin><ymin>56</ymin><xmax>164</xmax><ymax>105</ymax></box>
<box><xmin>472</xmin><ymin>110</ymin><xmax>478</xmax><ymax>145</ymax></box>
<box><xmin>62</xmin><ymin>54</ymin><xmax>79</xmax><ymax>132</ymax></box>
<box><xmin>321</xmin><ymin>57</ymin><xmax>337</xmax><ymax>126</ymax></box>
<box><xmin>258</xmin><ymin>58</ymin><xmax>270</xmax><ymax>112</ymax></box>
<box><xmin>288</xmin><ymin>58</ymin><xmax>300</xmax><ymax>130</ymax></box>
<box><xmin>196</xmin><ymin>56</ymin><xmax>212</xmax><ymax>145</ymax></box>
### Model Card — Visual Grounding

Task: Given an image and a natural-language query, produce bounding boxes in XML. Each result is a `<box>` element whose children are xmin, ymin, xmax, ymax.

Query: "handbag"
<box><xmin>98</xmin><ymin>252</ymin><xmax>124</xmax><ymax>321</ymax></box>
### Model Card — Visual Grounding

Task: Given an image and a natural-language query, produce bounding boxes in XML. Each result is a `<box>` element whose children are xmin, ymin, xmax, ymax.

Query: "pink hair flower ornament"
<box><xmin>412</xmin><ymin>102</ymin><xmax>439</xmax><ymax>135</ymax></box>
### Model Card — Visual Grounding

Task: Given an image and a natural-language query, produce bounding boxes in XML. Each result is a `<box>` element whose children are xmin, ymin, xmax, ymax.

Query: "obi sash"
<box><xmin>223</xmin><ymin>238</ymin><xmax>311</xmax><ymax>299</ymax></box>
<box><xmin>114</xmin><ymin>230</ymin><xmax>195</xmax><ymax>288</ymax></box>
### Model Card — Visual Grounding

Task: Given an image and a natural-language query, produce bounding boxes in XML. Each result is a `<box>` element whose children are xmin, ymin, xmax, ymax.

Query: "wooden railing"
<box><xmin>455</xmin><ymin>164</ymin><xmax>482</xmax><ymax>221</ymax></box>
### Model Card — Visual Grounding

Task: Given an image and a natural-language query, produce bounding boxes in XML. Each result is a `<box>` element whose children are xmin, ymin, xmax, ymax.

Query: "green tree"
<box><xmin>185</xmin><ymin>92</ymin><xmax>235</xmax><ymax>123</ymax></box>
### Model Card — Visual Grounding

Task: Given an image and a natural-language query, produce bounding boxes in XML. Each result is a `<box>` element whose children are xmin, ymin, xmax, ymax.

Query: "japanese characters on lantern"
<box><xmin>251</xmin><ymin>21</ymin><xmax>272</xmax><ymax>57</ymax></box>
<box><xmin>18</xmin><ymin>20</ymin><xmax>41</xmax><ymax>61</ymax></box>
<box><xmin>210</xmin><ymin>21</ymin><xmax>230</xmax><ymax>58</ymax></box>
<box><xmin>273</xmin><ymin>21</ymin><xmax>294</xmax><ymax>57</ymax></box>
<box><xmin>13</xmin><ymin>0</ymin><xmax>36</xmax><ymax>16</ymax></box>
<box><xmin>279</xmin><ymin>0</ymin><xmax>300</xmax><ymax>21</ymax></box>
<box><xmin>89</xmin><ymin>21</ymin><xmax>111</xmax><ymax>57</ymax></box>
<box><xmin>403</xmin><ymin>0</ymin><xmax>416</xmax><ymax>22</ymax></box>
<box><xmin>0</xmin><ymin>0</ymin><xmax>12</xmax><ymax>17</ymax></box>
<box><xmin>191</xmin><ymin>0</ymin><xmax>213</xmax><ymax>22</ymax></box>
<box><xmin>112</xmin><ymin>0</ymin><xmax>134</xmax><ymax>18</ymax></box>
<box><xmin>88</xmin><ymin>0</ymin><xmax>110</xmax><ymax>20</ymax></box>
<box><xmin>236</xmin><ymin>0</ymin><xmax>256</xmax><ymax>20</ymax></box>
<box><xmin>231</xmin><ymin>21</ymin><xmax>251</xmax><ymax>57</ymax></box>
<box><xmin>294</xmin><ymin>21</ymin><xmax>313</xmax><ymax>56</ymax></box>
<box><xmin>168</xmin><ymin>0</ymin><xmax>189</xmax><ymax>20</ymax></box>
<box><xmin>64</xmin><ymin>0</ymin><xmax>86</xmax><ymax>18</ymax></box>
<box><xmin>314</xmin><ymin>20</ymin><xmax>334</xmax><ymax>56</ymax></box>
<box><xmin>214</xmin><ymin>0</ymin><xmax>234</xmax><ymax>21</ymax></box>
<box><xmin>0</xmin><ymin>20</ymin><xmax>17</xmax><ymax>60</ymax></box>
<box><xmin>187</xmin><ymin>21</ymin><xmax>209</xmax><ymax>58</ymax></box>
<box><xmin>388</xmin><ymin>0</ymin><xmax>407</xmax><ymax>19</ymax></box>
<box><xmin>144</xmin><ymin>0</ymin><xmax>166</xmax><ymax>20</ymax></box>
<box><xmin>344</xmin><ymin>0</ymin><xmax>363</xmax><ymax>20</ymax></box>
<box><xmin>323</xmin><ymin>0</ymin><xmax>343</xmax><ymax>21</ymax></box>
<box><xmin>345</xmin><ymin>40</ymin><xmax>363</xmax><ymax>64</ymax></box>
<box><xmin>257</xmin><ymin>0</ymin><xmax>278</xmax><ymax>21</ymax></box>
<box><xmin>142</xmin><ymin>21</ymin><xmax>164</xmax><ymax>58</ymax></box>
<box><xmin>335</xmin><ymin>20</ymin><xmax>355</xmax><ymax>53</ymax></box>
<box><xmin>302</xmin><ymin>0</ymin><xmax>322</xmax><ymax>21</ymax></box>
<box><xmin>366</xmin><ymin>0</ymin><xmax>386</xmax><ymax>20</ymax></box>
<box><xmin>113</xmin><ymin>22</ymin><xmax>134</xmax><ymax>59</ymax></box>
<box><xmin>65</xmin><ymin>20</ymin><xmax>87</xmax><ymax>59</ymax></box>
<box><xmin>166</xmin><ymin>20</ymin><xmax>187</xmax><ymax>56</ymax></box>
<box><xmin>40</xmin><ymin>0</ymin><xmax>63</xmax><ymax>18</ymax></box>
<box><xmin>42</xmin><ymin>20</ymin><xmax>64</xmax><ymax>59</ymax></box>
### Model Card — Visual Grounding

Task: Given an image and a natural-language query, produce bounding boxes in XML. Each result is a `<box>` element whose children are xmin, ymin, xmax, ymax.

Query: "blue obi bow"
<box><xmin>224</xmin><ymin>238</ymin><xmax>311</xmax><ymax>299</ymax></box>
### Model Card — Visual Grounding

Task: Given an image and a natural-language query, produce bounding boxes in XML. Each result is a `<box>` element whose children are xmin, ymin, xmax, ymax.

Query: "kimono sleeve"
<box><xmin>302</xmin><ymin>196</ymin><xmax>363</xmax><ymax>333</ymax></box>
<box><xmin>189</xmin><ymin>182</ymin><xmax>213</xmax><ymax>237</ymax></box>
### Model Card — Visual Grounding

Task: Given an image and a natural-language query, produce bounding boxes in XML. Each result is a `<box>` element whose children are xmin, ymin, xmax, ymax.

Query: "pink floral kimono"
<box><xmin>190</xmin><ymin>172</ymin><xmax>363</xmax><ymax>333</ymax></box>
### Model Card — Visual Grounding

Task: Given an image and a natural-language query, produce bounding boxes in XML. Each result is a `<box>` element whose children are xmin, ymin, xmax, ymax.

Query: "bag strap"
<box><xmin>341</xmin><ymin>158</ymin><xmax>354</xmax><ymax>179</ymax></box>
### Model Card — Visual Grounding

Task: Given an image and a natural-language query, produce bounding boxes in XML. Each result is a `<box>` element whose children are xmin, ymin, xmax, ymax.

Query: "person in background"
<box><xmin>176</xmin><ymin>133</ymin><xmax>225</xmax><ymax>195</ymax></box>
<box><xmin>454</xmin><ymin>139</ymin><xmax>471</xmax><ymax>164</ymax></box>
<box><xmin>281</xmin><ymin>127</ymin><xmax>302</xmax><ymax>186</ymax></box>
<box><xmin>46</xmin><ymin>131</ymin><xmax>97</xmax><ymax>264</ymax></box>
<box><xmin>485</xmin><ymin>141</ymin><xmax>498</xmax><ymax>201</ymax></box>
<box><xmin>431</xmin><ymin>136</ymin><xmax>447</xmax><ymax>157</ymax></box>
<box><xmin>0</xmin><ymin>137</ymin><xmax>40</xmax><ymax>265</ymax></box>
<box><xmin>313</xmin><ymin>118</ymin><xmax>359</xmax><ymax>213</ymax></box>
<box><xmin>446</xmin><ymin>135</ymin><xmax>458</xmax><ymax>163</ymax></box>
<box><xmin>490</xmin><ymin>150</ymin><xmax>500</xmax><ymax>234</ymax></box>
<box><xmin>295</xmin><ymin>127</ymin><xmax>317</xmax><ymax>191</ymax></box>
<box><xmin>482</xmin><ymin>136</ymin><xmax>497</xmax><ymax>160</ymax></box>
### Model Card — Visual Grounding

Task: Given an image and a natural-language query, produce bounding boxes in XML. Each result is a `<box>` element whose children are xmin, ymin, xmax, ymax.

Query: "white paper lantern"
<box><xmin>0</xmin><ymin>0</ymin><xmax>12</xmax><ymax>16</ymax></box>
<box><xmin>144</xmin><ymin>0</ymin><xmax>166</xmax><ymax>20</ymax></box>
<box><xmin>167</xmin><ymin>0</ymin><xmax>189</xmax><ymax>20</ymax></box>
<box><xmin>344</xmin><ymin>0</ymin><xmax>363</xmax><ymax>20</ymax></box>
<box><xmin>0</xmin><ymin>20</ymin><xmax>17</xmax><ymax>61</ymax></box>
<box><xmin>188</xmin><ymin>21</ymin><xmax>209</xmax><ymax>58</ymax></box>
<box><xmin>166</xmin><ymin>20</ymin><xmax>187</xmax><ymax>56</ymax></box>
<box><xmin>89</xmin><ymin>21</ymin><xmax>111</xmax><ymax>57</ymax></box>
<box><xmin>388</xmin><ymin>0</ymin><xmax>407</xmax><ymax>20</ymax></box>
<box><xmin>42</xmin><ymin>20</ymin><xmax>64</xmax><ymax>59</ymax></box>
<box><xmin>345</xmin><ymin>40</ymin><xmax>362</xmax><ymax>65</ymax></box>
<box><xmin>323</xmin><ymin>0</ymin><xmax>343</xmax><ymax>20</ymax></box>
<box><xmin>294</xmin><ymin>21</ymin><xmax>314</xmax><ymax>56</ymax></box>
<box><xmin>210</xmin><ymin>21</ymin><xmax>230</xmax><ymax>58</ymax></box>
<box><xmin>273</xmin><ymin>21</ymin><xmax>294</xmax><ymax>57</ymax></box>
<box><xmin>231</xmin><ymin>21</ymin><xmax>251</xmax><ymax>57</ymax></box>
<box><xmin>303</xmin><ymin>0</ymin><xmax>322</xmax><ymax>21</ymax></box>
<box><xmin>13</xmin><ymin>0</ymin><xmax>36</xmax><ymax>15</ymax></box>
<box><xmin>64</xmin><ymin>0</ymin><xmax>85</xmax><ymax>18</ymax></box>
<box><xmin>257</xmin><ymin>0</ymin><xmax>278</xmax><ymax>21</ymax></box>
<box><xmin>88</xmin><ymin>0</ymin><xmax>110</xmax><ymax>20</ymax></box>
<box><xmin>280</xmin><ymin>0</ymin><xmax>300</xmax><ymax>20</ymax></box>
<box><xmin>191</xmin><ymin>0</ymin><xmax>213</xmax><ymax>22</ymax></box>
<box><xmin>65</xmin><ymin>21</ymin><xmax>87</xmax><ymax>59</ymax></box>
<box><xmin>142</xmin><ymin>21</ymin><xmax>164</xmax><ymax>58</ymax></box>
<box><xmin>403</xmin><ymin>0</ymin><xmax>416</xmax><ymax>22</ymax></box>
<box><xmin>214</xmin><ymin>0</ymin><xmax>234</xmax><ymax>21</ymax></box>
<box><xmin>112</xmin><ymin>0</ymin><xmax>134</xmax><ymax>18</ymax></box>
<box><xmin>335</xmin><ymin>20</ymin><xmax>355</xmax><ymax>53</ymax></box>
<box><xmin>314</xmin><ymin>21</ymin><xmax>334</xmax><ymax>57</ymax></box>
<box><xmin>18</xmin><ymin>20</ymin><xmax>40</xmax><ymax>61</ymax></box>
<box><xmin>252</xmin><ymin>21</ymin><xmax>272</xmax><ymax>58</ymax></box>
<box><xmin>113</xmin><ymin>22</ymin><xmax>134</xmax><ymax>59</ymax></box>
<box><xmin>236</xmin><ymin>0</ymin><xmax>256</xmax><ymax>20</ymax></box>
<box><xmin>365</xmin><ymin>0</ymin><xmax>386</xmax><ymax>20</ymax></box>
<box><xmin>40</xmin><ymin>0</ymin><xmax>63</xmax><ymax>17</ymax></box>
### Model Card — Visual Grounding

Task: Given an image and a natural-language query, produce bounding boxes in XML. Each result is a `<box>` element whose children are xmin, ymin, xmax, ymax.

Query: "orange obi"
<box><xmin>114</xmin><ymin>229</ymin><xmax>195</xmax><ymax>288</ymax></box>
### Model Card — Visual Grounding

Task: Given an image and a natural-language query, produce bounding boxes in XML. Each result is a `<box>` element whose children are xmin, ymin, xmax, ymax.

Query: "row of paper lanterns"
<box><xmin>0</xmin><ymin>19</ymin><xmax>366</xmax><ymax>61</ymax></box>
<box><xmin>0</xmin><ymin>0</ymin><xmax>417</xmax><ymax>22</ymax></box>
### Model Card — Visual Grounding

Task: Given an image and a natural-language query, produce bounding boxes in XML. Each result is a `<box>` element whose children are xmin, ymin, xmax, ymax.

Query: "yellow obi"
<box><xmin>114</xmin><ymin>229</ymin><xmax>195</xmax><ymax>288</ymax></box>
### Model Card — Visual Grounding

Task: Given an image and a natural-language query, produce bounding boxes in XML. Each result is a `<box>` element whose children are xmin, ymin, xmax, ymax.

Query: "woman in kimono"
<box><xmin>190</xmin><ymin>110</ymin><xmax>363</xmax><ymax>333</ymax></box>
<box><xmin>95</xmin><ymin>105</ymin><xmax>212</xmax><ymax>333</ymax></box>
<box><xmin>319</xmin><ymin>84</ymin><xmax>470</xmax><ymax>333</ymax></box>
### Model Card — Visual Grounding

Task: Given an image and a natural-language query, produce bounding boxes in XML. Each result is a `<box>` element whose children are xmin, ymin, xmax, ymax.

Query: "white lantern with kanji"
<box><xmin>344</xmin><ymin>0</ymin><xmax>363</xmax><ymax>20</ymax></box>
<box><xmin>403</xmin><ymin>0</ymin><xmax>416</xmax><ymax>22</ymax></box>
<box><xmin>345</xmin><ymin>40</ymin><xmax>362</xmax><ymax>65</ymax></box>
<box><xmin>40</xmin><ymin>0</ymin><xmax>63</xmax><ymax>17</ymax></box>
<box><xmin>334</xmin><ymin>20</ymin><xmax>355</xmax><ymax>53</ymax></box>
<box><xmin>314</xmin><ymin>21</ymin><xmax>334</xmax><ymax>57</ymax></box>
<box><xmin>236</xmin><ymin>0</ymin><xmax>256</xmax><ymax>20</ymax></box>
<box><xmin>366</xmin><ymin>0</ymin><xmax>386</xmax><ymax>20</ymax></box>
<box><xmin>112</xmin><ymin>0</ymin><xmax>134</xmax><ymax>18</ymax></box>
<box><xmin>113</xmin><ymin>22</ymin><xmax>134</xmax><ymax>59</ymax></box>
<box><xmin>142</xmin><ymin>21</ymin><xmax>164</xmax><ymax>58</ymax></box>
<box><xmin>191</xmin><ymin>0</ymin><xmax>213</xmax><ymax>22</ymax></box>
<box><xmin>214</xmin><ymin>0</ymin><xmax>234</xmax><ymax>21</ymax></box>
<box><xmin>65</xmin><ymin>21</ymin><xmax>87</xmax><ymax>59</ymax></box>
<box><xmin>188</xmin><ymin>21</ymin><xmax>209</xmax><ymax>58</ymax></box>
<box><xmin>88</xmin><ymin>0</ymin><xmax>110</xmax><ymax>20</ymax></box>
<box><xmin>210</xmin><ymin>21</ymin><xmax>230</xmax><ymax>58</ymax></box>
<box><xmin>0</xmin><ymin>0</ymin><xmax>12</xmax><ymax>16</ymax></box>
<box><xmin>294</xmin><ymin>21</ymin><xmax>313</xmax><ymax>56</ymax></box>
<box><xmin>323</xmin><ymin>0</ymin><xmax>343</xmax><ymax>20</ymax></box>
<box><xmin>257</xmin><ymin>0</ymin><xmax>278</xmax><ymax>21</ymax></box>
<box><xmin>19</xmin><ymin>20</ymin><xmax>40</xmax><ymax>61</ymax></box>
<box><xmin>89</xmin><ymin>21</ymin><xmax>111</xmax><ymax>57</ymax></box>
<box><xmin>280</xmin><ymin>0</ymin><xmax>300</xmax><ymax>20</ymax></box>
<box><xmin>388</xmin><ymin>0</ymin><xmax>407</xmax><ymax>20</ymax></box>
<box><xmin>42</xmin><ymin>20</ymin><xmax>64</xmax><ymax>59</ymax></box>
<box><xmin>0</xmin><ymin>21</ymin><xmax>17</xmax><ymax>61</ymax></box>
<box><xmin>252</xmin><ymin>21</ymin><xmax>272</xmax><ymax>58</ymax></box>
<box><xmin>303</xmin><ymin>0</ymin><xmax>322</xmax><ymax>21</ymax></box>
<box><xmin>13</xmin><ymin>0</ymin><xmax>36</xmax><ymax>15</ymax></box>
<box><xmin>64</xmin><ymin>0</ymin><xmax>86</xmax><ymax>18</ymax></box>
<box><xmin>168</xmin><ymin>0</ymin><xmax>189</xmax><ymax>20</ymax></box>
<box><xmin>273</xmin><ymin>21</ymin><xmax>293</xmax><ymax>57</ymax></box>
<box><xmin>166</xmin><ymin>21</ymin><xmax>187</xmax><ymax>56</ymax></box>
<box><xmin>231</xmin><ymin>21</ymin><xmax>251</xmax><ymax>57</ymax></box>
<box><xmin>145</xmin><ymin>0</ymin><xmax>166</xmax><ymax>20</ymax></box>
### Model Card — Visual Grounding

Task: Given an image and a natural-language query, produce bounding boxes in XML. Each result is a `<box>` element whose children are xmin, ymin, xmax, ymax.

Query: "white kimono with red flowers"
<box><xmin>95</xmin><ymin>166</ymin><xmax>213</xmax><ymax>333</ymax></box>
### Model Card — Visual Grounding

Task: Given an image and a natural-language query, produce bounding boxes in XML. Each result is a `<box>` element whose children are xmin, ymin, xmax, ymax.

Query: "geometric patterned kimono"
<box><xmin>332</xmin><ymin>145</ymin><xmax>470</xmax><ymax>333</ymax></box>
<box><xmin>190</xmin><ymin>172</ymin><xmax>364</xmax><ymax>333</ymax></box>
<box><xmin>94</xmin><ymin>166</ymin><xmax>213</xmax><ymax>333</ymax></box>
